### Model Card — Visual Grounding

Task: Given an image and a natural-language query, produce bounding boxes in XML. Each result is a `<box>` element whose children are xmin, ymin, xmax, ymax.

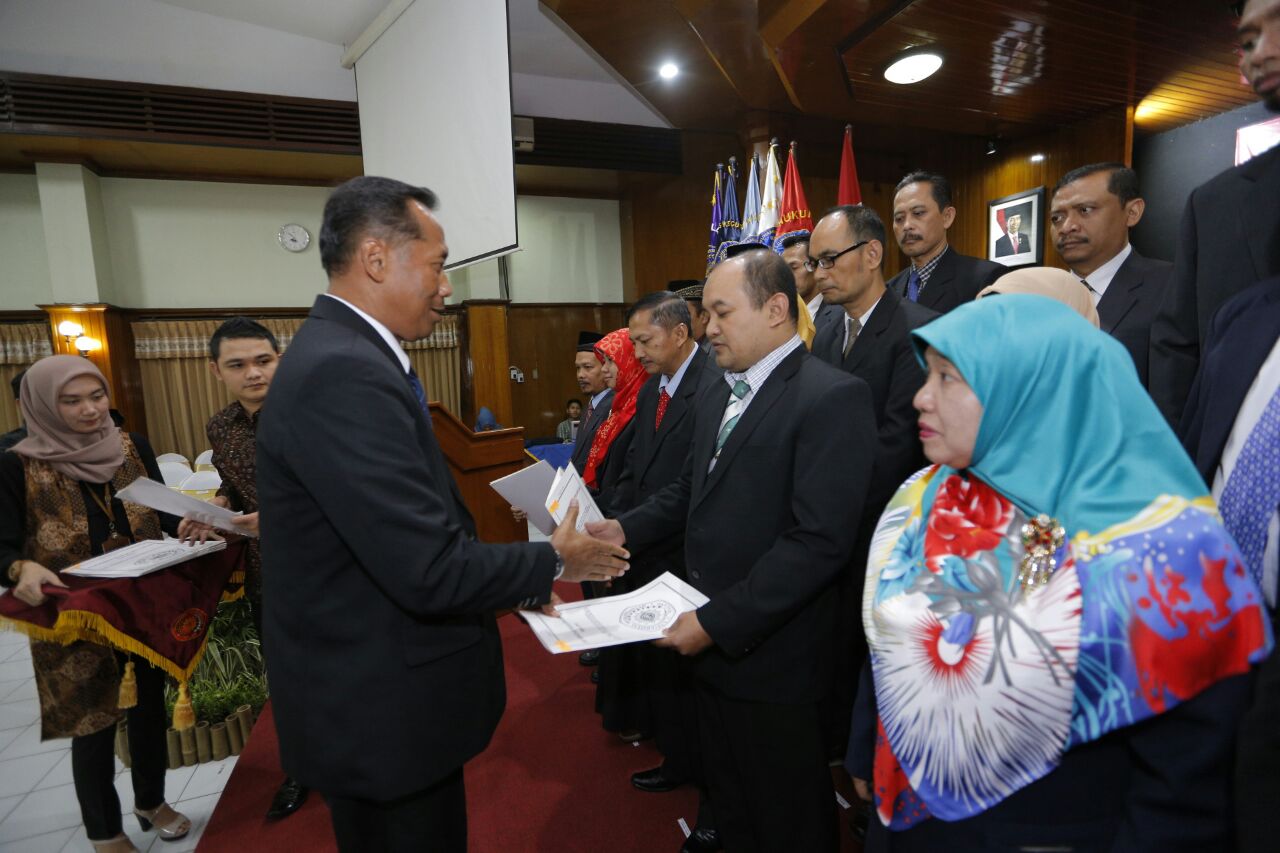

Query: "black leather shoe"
<box><xmin>265</xmin><ymin>777</ymin><xmax>309</xmax><ymax>820</ymax></box>
<box><xmin>579</xmin><ymin>650</ymin><xmax>600</xmax><ymax>666</ymax></box>
<box><xmin>631</xmin><ymin>765</ymin><xmax>685</xmax><ymax>793</ymax></box>
<box><xmin>680</xmin><ymin>826</ymin><xmax>722</xmax><ymax>853</ymax></box>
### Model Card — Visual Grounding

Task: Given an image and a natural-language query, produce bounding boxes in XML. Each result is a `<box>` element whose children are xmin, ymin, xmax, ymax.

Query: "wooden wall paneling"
<box><xmin>462</xmin><ymin>302</ymin><xmax>514</xmax><ymax>429</ymax></box>
<box><xmin>507</xmin><ymin>304</ymin><xmax>627</xmax><ymax>438</ymax></box>
<box><xmin>39</xmin><ymin>303</ymin><xmax>148</xmax><ymax>436</ymax></box>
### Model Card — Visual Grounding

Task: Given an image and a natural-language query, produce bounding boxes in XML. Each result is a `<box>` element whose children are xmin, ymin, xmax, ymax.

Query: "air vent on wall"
<box><xmin>513</xmin><ymin>116</ymin><xmax>681</xmax><ymax>174</ymax></box>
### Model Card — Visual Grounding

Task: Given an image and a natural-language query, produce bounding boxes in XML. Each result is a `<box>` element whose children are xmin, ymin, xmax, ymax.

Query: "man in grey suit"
<box><xmin>780</xmin><ymin>233</ymin><xmax>842</xmax><ymax>339</ymax></box>
<box><xmin>886</xmin><ymin>171</ymin><xmax>1005</xmax><ymax>312</ymax></box>
<box><xmin>1050</xmin><ymin>163</ymin><xmax>1171</xmax><ymax>385</ymax></box>
<box><xmin>1149</xmin><ymin>0</ymin><xmax>1280</xmax><ymax>424</ymax></box>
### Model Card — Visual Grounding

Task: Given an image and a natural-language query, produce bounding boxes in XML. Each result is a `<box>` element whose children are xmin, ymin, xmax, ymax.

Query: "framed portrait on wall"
<box><xmin>987</xmin><ymin>186</ymin><xmax>1044</xmax><ymax>267</ymax></box>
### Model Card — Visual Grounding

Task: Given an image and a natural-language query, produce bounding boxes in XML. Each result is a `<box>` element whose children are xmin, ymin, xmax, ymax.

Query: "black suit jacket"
<box><xmin>993</xmin><ymin>232</ymin><xmax>1027</xmax><ymax>258</ymax></box>
<box><xmin>609</xmin><ymin>346</ymin><xmax>722</xmax><ymax>580</ymax></box>
<box><xmin>618</xmin><ymin>347</ymin><xmax>877</xmax><ymax>703</ymax></box>
<box><xmin>1097</xmin><ymin>248</ymin><xmax>1172</xmax><ymax>386</ymax></box>
<box><xmin>812</xmin><ymin>288</ymin><xmax>937</xmax><ymax>519</ymax></box>
<box><xmin>256</xmin><ymin>296</ymin><xmax>556</xmax><ymax>801</ymax></box>
<box><xmin>570</xmin><ymin>389</ymin><xmax>613</xmax><ymax>473</ymax></box>
<box><xmin>1179</xmin><ymin>276</ymin><xmax>1280</xmax><ymax>484</ymax></box>
<box><xmin>1150</xmin><ymin>144</ymin><xmax>1280</xmax><ymax>424</ymax></box>
<box><xmin>886</xmin><ymin>247</ymin><xmax>1005</xmax><ymax>313</ymax></box>
<box><xmin>810</xmin><ymin>299</ymin><xmax>844</xmax><ymax>342</ymax></box>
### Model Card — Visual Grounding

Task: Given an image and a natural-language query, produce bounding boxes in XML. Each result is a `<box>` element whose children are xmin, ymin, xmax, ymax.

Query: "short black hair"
<box><xmin>628</xmin><ymin>290</ymin><xmax>692</xmax><ymax>334</ymax></box>
<box><xmin>210</xmin><ymin>317</ymin><xmax>279</xmax><ymax>361</ymax></box>
<box><xmin>731</xmin><ymin>248</ymin><xmax>798</xmax><ymax>322</ymax></box>
<box><xmin>320</xmin><ymin>176</ymin><xmax>439</xmax><ymax>277</ymax></box>
<box><xmin>1053</xmin><ymin>162</ymin><xmax>1141</xmax><ymax>206</ymax></box>
<box><xmin>825</xmin><ymin>204</ymin><xmax>888</xmax><ymax>267</ymax></box>
<box><xmin>895</xmin><ymin>171</ymin><xmax>953</xmax><ymax>210</ymax></box>
<box><xmin>566</xmin><ymin>397</ymin><xmax>582</xmax><ymax>408</ymax></box>
<box><xmin>11</xmin><ymin>369</ymin><xmax>26</xmax><ymax>401</ymax></box>
<box><xmin>779</xmin><ymin>233</ymin><xmax>810</xmax><ymax>252</ymax></box>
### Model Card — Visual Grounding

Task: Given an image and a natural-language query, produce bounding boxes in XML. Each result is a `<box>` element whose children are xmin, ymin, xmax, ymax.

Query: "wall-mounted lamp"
<box><xmin>74</xmin><ymin>336</ymin><xmax>102</xmax><ymax>357</ymax></box>
<box><xmin>58</xmin><ymin>320</ymin><xmax>84</xmax><ymax>343</ymax></box>
<box><xmin>985</xmin><ymin>138</ymin><xmax>998</xmax><ymax>156</ymax></box>
<box><xmin>1030</xmin><ymin>153</ymin><xmax>1046</xmax><ymax>163</ymax></box>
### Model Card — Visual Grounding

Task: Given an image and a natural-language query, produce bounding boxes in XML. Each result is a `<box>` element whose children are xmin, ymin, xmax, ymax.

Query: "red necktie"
<box><xmin>655</xmin><ymin>388</ymin><xmax>671</xmax><ymax>431</ymax></box>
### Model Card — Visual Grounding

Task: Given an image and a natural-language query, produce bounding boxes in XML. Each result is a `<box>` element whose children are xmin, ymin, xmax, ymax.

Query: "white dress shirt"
<box><xmin>807</xmin><ymin>293</ymin><xmax>825</xmax><ymax>322</ymax></box>
<box><xmin>323</xmin><ymin>293</ymin><xmax>410</xmax><ymax>373</ymax></box>
<box><xmin>659</xmin><ymin>344</ymin><xmax>699</xmax><ymax>397</ymax></box>
<box><xmin>1212</xmin><ymin>335</ymin><xmax>1280</xmax><ymax>608</ymax></box>
<box><xmin>1075</xmin><ymin>243</ymin><xmax>1132</xmax><ymax>306</ymax></box>
<box><xmin>711</xmin><ymin>334</ymin><xmax>803</xmax><ymax>471</ymax></box>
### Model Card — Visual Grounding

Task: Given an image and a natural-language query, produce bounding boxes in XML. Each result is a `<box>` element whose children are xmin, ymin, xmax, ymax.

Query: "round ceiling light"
<box><xmin>883</xmin><ymin>52</ymin><xmax>942</xmax><ymax>85</ymax></box>
<box><xmin>659</xmin><ymin>62</ymin><xmax>679</xmax><ymax>80</ymax></box>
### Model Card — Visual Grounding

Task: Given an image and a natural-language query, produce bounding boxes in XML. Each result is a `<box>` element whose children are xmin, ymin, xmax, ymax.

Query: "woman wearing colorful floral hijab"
<box><xmin>859</xmin><ymin>295</ymin><xmax>1270</xmax><ymax>850</ymax></box>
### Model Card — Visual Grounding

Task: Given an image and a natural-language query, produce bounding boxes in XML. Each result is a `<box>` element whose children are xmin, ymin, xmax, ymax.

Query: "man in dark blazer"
<box><xmin>808</xmin><ymin>205</ymin><xmax>937</xmax><ymax>761</ymax></box>
<box><xmin>608</xmin><ymin>291</ymin><xmax>723</xmax><ymax>853</ymax></box>
<box><xmin>780</xmin><ymin>233</ymin><xmax>843</xmax><ymax>341</ymax></box>
<box><xmin>1178</xmin><ymin>275</ymin><xmax>1280</xmax><ymax>853</ymax></box>
<box><xmin>1149</xmin><ymin>0</ymin><xmax>1280</xmax><ymax>424</ymax></box>
<box><xmin>256</xmin><ymin>177</ymin><xmax>629</xmax><ymax>853</ymax></box>
<box><xmin>1050</xmin><ymin>163</ymin><xmax>1171</xmax><ymax>385</ymax></box>
<box><xmin>886</xmin><ymin>171</ymin><xmax>1005</xmax><ymax>313</ymax></box>
<box><xmin>570</xmin><ymin>331</ymin><xmax>612</xmax><ymax>474</ymax></box>
<box><xmin>591</xmin><ymin>249</ymin><xmax>877</xmax><ymax>853</ymax></box>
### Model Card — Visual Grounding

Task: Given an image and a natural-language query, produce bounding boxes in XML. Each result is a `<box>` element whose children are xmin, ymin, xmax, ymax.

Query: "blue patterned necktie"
<box><xmin>906</xmin><ymin>267</ymin><xmax>922</xmax><ymax>302</ymax></box>
<box><xmin>1218</xmin><ymin>384</ymin><xmax>1280</xmax><ymax>594</ymax></box>
<box><xmin>714</xmin><ymin>380</ymin><xmax>751</xmax><ymax>455</ymax></box>
<box><xmin>406</xmin><ymin>368</ymin><xmax>432</xmax><ymax>421</ymax></box>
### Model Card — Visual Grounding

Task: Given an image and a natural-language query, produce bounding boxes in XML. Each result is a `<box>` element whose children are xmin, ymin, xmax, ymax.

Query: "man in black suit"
<box><xmin>590</xmin><ymin>249</ymin><xmax>877</xmax><ymax>853</ymax></box>
<box><xmin>887</xmin><ymin>171</ymin><xmax>1005</xmax><ymax>312</ymax></box>
<box><xmin>1178</xmin><ymin>275</ymin><xmax>1280</xmax><ymax>853</ymax></box>
<box><xmin>808</xmin><ymin>205</ymin><xmax>937</xmax><ymax>761</ymax></box>
<box><xmin>780</xmin><ymin>233</ymin><xmax>843</xmax><ymax>340</ymax></box>
<box><xmin>256</xmin><ymin>177</ymin><xmax>629</xmax><ymax>853</ymax></box>
<box><xmin>1149</xmin><ymin>0</ymin><xmax>1280</xmax><ymax>424</ymax></box>
<box><xmin>993</xmin><ymin>207</ymin><xmax>1031</xmax><ymax>258</ymax></box>
<box><xmin>570</xmin><ymin>331</ymin><xmax>611</xmax><ymax>474</ymax></box>
<box><xmin>1050</xmin><ymin>163</ymin><xmax>1171</xmax><ymax>385</ymax></box>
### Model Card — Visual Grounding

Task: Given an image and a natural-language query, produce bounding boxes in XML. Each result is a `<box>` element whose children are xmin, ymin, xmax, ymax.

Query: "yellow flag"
<box><xmin>797</xmin><ymin>298</ymin><xmax>816</xmax><ymax>349</ymax></box>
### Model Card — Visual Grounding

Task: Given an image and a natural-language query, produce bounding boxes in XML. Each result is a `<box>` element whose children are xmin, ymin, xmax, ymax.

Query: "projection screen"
<box><xmin>353</xmin><ymin>0</ymin><xmax>517</xmax><ymax>269</ymax></box>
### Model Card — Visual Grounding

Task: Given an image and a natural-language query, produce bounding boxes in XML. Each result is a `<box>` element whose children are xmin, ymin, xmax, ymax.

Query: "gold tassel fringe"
<box><xmin>172</xmin><ymin>681</ymin><xmax>195</xmax><ymax>730</ymax></box>
<box><xmin>117</xmin><ymin>659</ymin><xmax>137</xmax><ymax>709</ymax></box>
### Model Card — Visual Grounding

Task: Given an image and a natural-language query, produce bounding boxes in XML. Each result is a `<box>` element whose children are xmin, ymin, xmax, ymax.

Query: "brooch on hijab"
<box><xmin>1018</xmin><ymin>513</ymin><xmax>1066</xmax><ymax>594</ymax></box>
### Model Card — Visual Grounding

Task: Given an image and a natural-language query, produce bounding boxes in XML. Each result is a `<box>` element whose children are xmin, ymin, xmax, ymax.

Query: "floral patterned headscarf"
<box><xmin>862</xmin><ymin>294</ymin><xmax>1271</xmax><ymax>830</ymax></box>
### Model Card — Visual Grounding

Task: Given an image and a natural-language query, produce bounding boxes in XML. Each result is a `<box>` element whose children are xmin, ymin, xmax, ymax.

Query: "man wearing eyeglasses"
<box><xmin>807</xmin><ymin>205</ymin><xmax>937</xmax><ymax>780</ymax></box>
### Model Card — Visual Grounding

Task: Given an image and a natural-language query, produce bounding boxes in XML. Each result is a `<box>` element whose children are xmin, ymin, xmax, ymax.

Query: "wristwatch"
<box><xmin>6</xmin><ymin>560</ymin><xmax>23</xmax><ymax>584</ymax></box>
<box><xmin>552</xmin><ymin>546</ymin><xmax>565</xmax><ymax>581</ymax></box>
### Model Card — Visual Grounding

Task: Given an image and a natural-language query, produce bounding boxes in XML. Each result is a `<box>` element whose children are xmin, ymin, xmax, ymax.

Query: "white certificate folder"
<box><xmin>519</xmin><ymin>572</ymin><xmax>710</xmax><ymax>654</ymax></box>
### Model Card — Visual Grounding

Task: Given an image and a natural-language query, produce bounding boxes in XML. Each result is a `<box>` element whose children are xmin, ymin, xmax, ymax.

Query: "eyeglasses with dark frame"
<box><xmin>804</xmin><ymin>240</ymin><xmax>869</xmax><ymax>272</ymax></box>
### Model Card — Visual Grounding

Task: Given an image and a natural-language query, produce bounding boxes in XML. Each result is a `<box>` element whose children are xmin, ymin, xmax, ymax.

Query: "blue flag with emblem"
<box><xmin>705</xmin><ymin>164</ymin><xmax>725</xmax><ymax>276</ymax></box>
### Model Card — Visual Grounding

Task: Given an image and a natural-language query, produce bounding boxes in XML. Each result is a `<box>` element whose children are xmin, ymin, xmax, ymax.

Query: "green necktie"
<box><xmin>714</xmin><ymin>380</ymin><xmax>752</xmax><ymax>455</ymax></box>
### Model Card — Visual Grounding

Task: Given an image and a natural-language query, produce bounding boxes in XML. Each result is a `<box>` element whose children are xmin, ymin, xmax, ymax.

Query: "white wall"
<box><xmin>0</xmin><ymin>175</ymin><xmax>624</xmax><ymax>310</ymax></box>
<box><xmin>508</xmin><ymin>196</ymin><xmax>623</xmax><ymax>303</ymax></box>
<box><xmin>0</xmin><ymin>0</ymin><xmax>356</xmax><ymax>101</ymax></box>
<box><xmin>98</xmin><ymin>178</ymin><xmax>334</xmax><ymax>309</ymax></box>
<box><xmin>0</xmin><ymin>174</ymin><xmax>53</xmax><ymax>309</ymax></box>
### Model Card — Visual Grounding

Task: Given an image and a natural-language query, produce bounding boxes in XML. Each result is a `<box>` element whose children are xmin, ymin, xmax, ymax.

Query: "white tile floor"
<box><xmin>0</xmin><ymin>629</ymin><xmax>236</xmax><ymax>852</ymax></box>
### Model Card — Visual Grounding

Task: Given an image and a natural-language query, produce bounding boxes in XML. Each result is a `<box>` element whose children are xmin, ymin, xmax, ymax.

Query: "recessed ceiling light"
<box><xmin>659</xmin><ymin>63</ymin><xmax>679</xmax><ymax>80</ymax></box>
<box><xmin>1030</xmin><ymin>153</ymin><xmax>1046</xmax><ymax>163</ymax></box>
<box><xmin>883</xmin><ymin>52</ymin><xmax>942</xmax><ymax>85</ymax></box>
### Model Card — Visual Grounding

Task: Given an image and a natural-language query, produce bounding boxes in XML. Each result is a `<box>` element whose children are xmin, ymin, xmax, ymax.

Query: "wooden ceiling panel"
<box><xmin>550</xmin><ymin>0</ymin><xmax>1254</xmax><ymax>139</ymax></box>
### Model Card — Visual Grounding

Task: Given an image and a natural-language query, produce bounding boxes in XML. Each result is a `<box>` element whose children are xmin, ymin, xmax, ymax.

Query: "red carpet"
<box><xmin>198</xmin><ymin>612</ymin><xmax>699</xmax><ymax>852</ymax></box>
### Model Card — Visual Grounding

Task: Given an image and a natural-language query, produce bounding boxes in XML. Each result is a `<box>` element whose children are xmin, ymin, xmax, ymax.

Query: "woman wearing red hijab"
<box><xmin>581</xmin><ymin>328</ymin><xmax>645</xmax><ymax>502</ymax></box>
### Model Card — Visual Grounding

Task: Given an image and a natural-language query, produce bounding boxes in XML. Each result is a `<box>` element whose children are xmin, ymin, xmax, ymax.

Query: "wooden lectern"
<box><xmin>428</xmin><ymin>402</ymin><xmax>529</xmax><ymax>544</ymax></box>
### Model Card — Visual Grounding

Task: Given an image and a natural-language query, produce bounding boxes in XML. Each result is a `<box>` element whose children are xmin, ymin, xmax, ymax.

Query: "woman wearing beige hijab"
<box><xmin>977</xmin><ymin>266</ymin><xmax>1100</xmax><ymax>327</ymax></box>
<box><xmin>1</xmin><ymin>356</ymin><xmax>189</xmax><ymax>852</ymax></box>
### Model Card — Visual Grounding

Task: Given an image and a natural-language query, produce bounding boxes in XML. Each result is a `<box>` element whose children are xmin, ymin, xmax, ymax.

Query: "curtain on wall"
<box><xmin>132</xmin><ymin>315</ymin><xmax>461</xmax><ymax>461</ymax></box>
<box><xmin>0</xmin><ymin>322</ymin><xmax>54</xmax><ymax>434</ymax></box>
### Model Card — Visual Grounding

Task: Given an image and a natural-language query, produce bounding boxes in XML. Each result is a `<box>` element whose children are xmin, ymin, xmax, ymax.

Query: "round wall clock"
<box><xmin>277</xmin><ymin>223</ymin><xmax>311</xmax><ymax>252</ymax></box>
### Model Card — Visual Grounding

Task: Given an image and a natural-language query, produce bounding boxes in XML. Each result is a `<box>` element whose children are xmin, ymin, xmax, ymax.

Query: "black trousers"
<box><xmin>1235</xmin><ymin>613</ymin><xmax>1280</xmax><ymax>853</ymax></box>
<box><xmin>696</xmin><ymin>683</ymin><xmax>836</xmax><ymax>853</ymax></box>
<box><xmin>650</xmin><ymin>649</ymin><xmax>716</xmax><ymax>831</ymax></box>
<box><xmin>325</xmin><ymin>768</ymin><xmax>466</xmax><ymax>853</ymax></box>
<box><xmin>72</xmin><ymin>656</ymin><xmax>168</xmax><ymax>841</ymax></box>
